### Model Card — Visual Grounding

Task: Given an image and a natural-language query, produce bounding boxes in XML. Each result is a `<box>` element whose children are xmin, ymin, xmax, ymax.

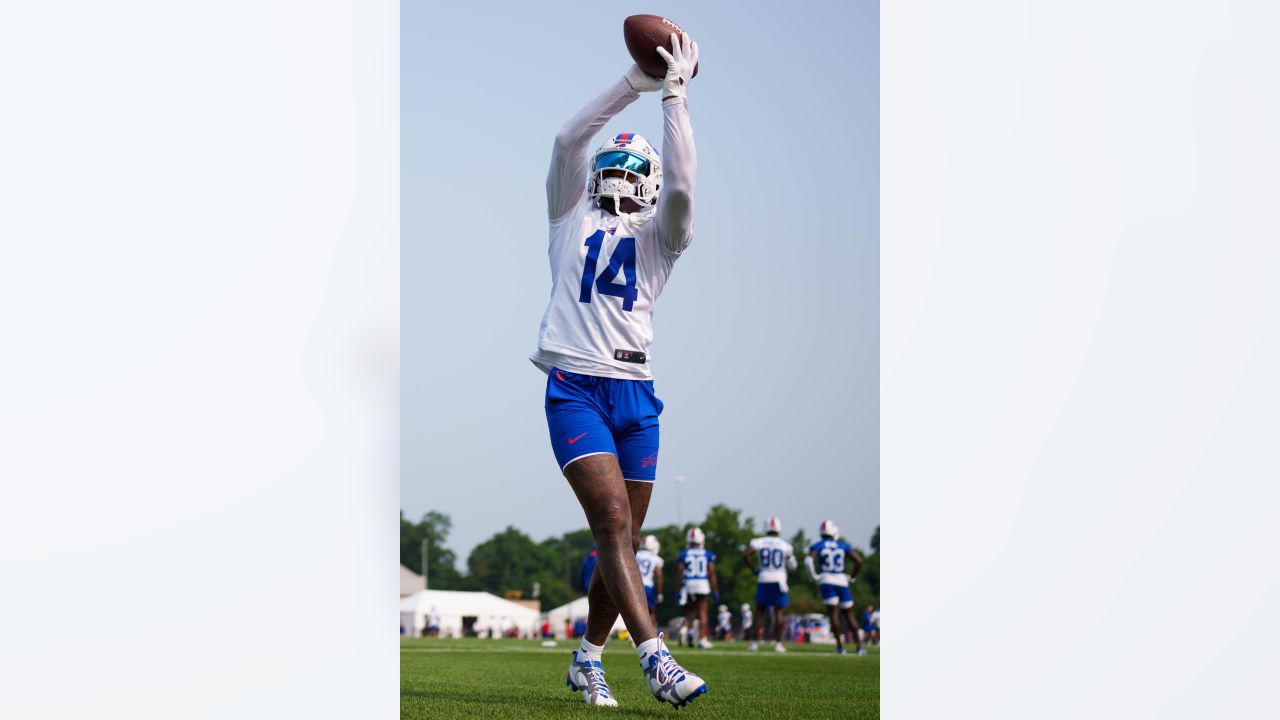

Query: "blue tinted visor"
<box><xmin>593</xmin><ymin>151</ymin><xmax>651</xmax><ymax>177</ymax></box>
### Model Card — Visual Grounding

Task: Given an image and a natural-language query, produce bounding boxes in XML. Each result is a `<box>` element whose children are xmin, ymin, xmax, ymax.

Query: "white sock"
<box><xmin>635</xmin><ymin>637</ymin><xmax>660</xmax><ymax>659</ymax></box>
<box><xmin>578</xmin><ymin>638</ymin><xmax>605</xmax><ymax>662</ymax></box>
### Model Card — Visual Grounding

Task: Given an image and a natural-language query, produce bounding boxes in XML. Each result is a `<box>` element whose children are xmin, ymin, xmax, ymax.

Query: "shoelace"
<box><xmin>650</xmin><ymin>635</ymin><xmax>685</xmax><ymax>685</ymax></box>
<box><xmin>583</xmin><ymin>661</ymin><xmax>610</xmax><ymax>697</ymax></box>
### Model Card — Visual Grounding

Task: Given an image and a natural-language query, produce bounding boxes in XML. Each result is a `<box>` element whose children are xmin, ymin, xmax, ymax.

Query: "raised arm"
<box><xmin>653</xmin><ymin>33</ymin><xmax>700</xmax><ymax>254</ymax></box>
<box><xmin>546</xmin><ymin>67</ymin><xmax>660</xmax><ymax>222</ymax></box>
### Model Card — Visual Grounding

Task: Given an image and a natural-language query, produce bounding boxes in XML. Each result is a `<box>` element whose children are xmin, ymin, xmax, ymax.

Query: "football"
<box><xmin>623</xmin><ymin>14</ymin><xmax>700</xmax><ymax>79</ymax></box>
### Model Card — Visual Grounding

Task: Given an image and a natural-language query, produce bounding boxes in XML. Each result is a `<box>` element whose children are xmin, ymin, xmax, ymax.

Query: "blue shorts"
<box><xmin>755</xmin><ymin>582</ymin><xmax>789</xmax><ymax>609</ymax></box>
<box><xmin>545</xmin><ymin>368</ymin><xmax>663</xmax><ymax>481</ymax></box>
<box><xmin>644</xmin><ymin>585</ymin><xmax>657</xmax><ymax>608</ymax></box>
<box><xmin>820</xmin><ymin>583</ymin><xmax>854</xmax><ymax>608</ymax></box>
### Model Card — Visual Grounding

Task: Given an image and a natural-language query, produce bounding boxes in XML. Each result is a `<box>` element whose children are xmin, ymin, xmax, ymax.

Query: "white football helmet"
<box><xmin>819</xmin><ymin>519</ymin><xmax>840</xmax><ymax>538</ymax></box>
<box><xmin>765</xmin><ymin>517</ymin><xmax>783</xmax><ymax>534</ymax></box>
<box><xmin>588</xmin><ymin>132</ymin><xmax>662</xmax><ymax>214</ymax></box>
<box><xmin>687</xmin><ymin>527</ymin><xmax>705</xmax><ymax>546</ymax></box>
<box><xmin>642</xmin><ymin>534</ymin><xmax>661</xmax><ymax>554</ymax></box>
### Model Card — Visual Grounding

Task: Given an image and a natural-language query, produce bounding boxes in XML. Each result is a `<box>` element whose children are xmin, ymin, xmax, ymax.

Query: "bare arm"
<box><xmin>847</xmin><ymin>550</ymin><xmax>865</xmax><ymax>577</ymax></box>
<box><xmin>743</xmin><ymin>546</ymin><xmax>758</xmax><ymax>574</ymax></box>
<box><xmin>546</xmin><ymin>76</ymin><xmax>645</xmax><ymax>222</ymax></box>
<box><xmin>708</xmin><ymin>562</ymin><xmax>719</xmax><ymax>594</ymax></box>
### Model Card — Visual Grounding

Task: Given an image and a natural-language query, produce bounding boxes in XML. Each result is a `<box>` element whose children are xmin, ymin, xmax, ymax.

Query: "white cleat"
<box><xmin>773</xmin><ymin>642</ymin><xmax>786</xmax><ymax>653</ymax></box>
<box><xmin>747</xmin><ymin>641</ymin><xmax>759</xmax><ymax>652</ymax></box>
<box><xmin>641</xmin><ymin>633</ymin><xmax>709</xmax><ymax>709</ymax></box>
<box><xmin>565</xmin><ymin>651</ymin><xmax>618</xmax><ymax>706</ymax></box>
<box><xmin>856</xmin><ymin>648</ymin><xmax>868</xmax><ymax>656</ymax></box>
<box><xmin>697</xmin><ymin>638</ymin><xmax>713</xmax><ymax>650</ymax></box>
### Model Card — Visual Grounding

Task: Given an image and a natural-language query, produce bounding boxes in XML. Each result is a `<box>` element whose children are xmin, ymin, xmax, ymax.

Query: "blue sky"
<box><xmin>402</xmin><ymin>0</ymin><xmax>879</xmax><ymax>566</ymax></box>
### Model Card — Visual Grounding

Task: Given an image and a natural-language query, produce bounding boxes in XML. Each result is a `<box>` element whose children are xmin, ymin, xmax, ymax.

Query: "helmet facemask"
<box><xmin>588</xmin><ymin>134</ymin><xmax>662</xmax><ymax>223</ymax></box>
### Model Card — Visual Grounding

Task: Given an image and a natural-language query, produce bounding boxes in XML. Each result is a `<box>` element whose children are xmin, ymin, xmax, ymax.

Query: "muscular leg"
<box><xmin>697</xmin><ymin>598</ymin><xmax>710</xmax><ymax>639</ymax></box>
<box><xmin>565</xmin><ymin>454</ymin><xmax>656</xmax><ymax>646</ymax></box>
<box><xmin>583</xmin><ymin>478</ymin><xmax>653</xmax><ymax>644</ymax></box>
<box><xmin>756</xmin><ymin>604</ymin><xmax>768</xmax><ymax>641</ymax></box>
<box><xmin>828</xmin><ymin>605</ymin><xmax>844</xmax><ymax>650</ymax></box>
<box><xmin>843</xmin><ymin>608</ymin><xmax>863</xmax><ymax>650</ymax></box>
<box><xmin>772</xmin><ymin>607</ymin><xmax>785</xmax><ymax>643</ymax></box>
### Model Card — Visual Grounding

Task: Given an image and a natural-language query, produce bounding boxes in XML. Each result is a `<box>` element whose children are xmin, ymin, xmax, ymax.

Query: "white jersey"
<box><xmin>531</xmin><ymin>78</ymin><xmax>696</xmax><ymax>380</ymax></box>
<box><xmin>717</xmin><ymin>609</ymin><xmax>732</xmax><ymax>631</ymax></box>
<box><xmin>635</xmin><ymin>548</ymin><xmax>664</xmax><ymax>588</ymax></box>
<box><xmin>741</xmin><ymin>608</ymin><xmax>753</xmax><ymax>629</ymax></box>
<box><xmin>749</xmin><ymin>535</ymin><xmax>797</xmax><ymax>591</ymax></box>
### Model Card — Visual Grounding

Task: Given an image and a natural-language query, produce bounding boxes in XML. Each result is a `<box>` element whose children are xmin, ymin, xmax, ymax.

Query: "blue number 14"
<box><xmin>578</xmin><ymin>229</ymin><xmax>638</xmax><ymax>312</ymax></box>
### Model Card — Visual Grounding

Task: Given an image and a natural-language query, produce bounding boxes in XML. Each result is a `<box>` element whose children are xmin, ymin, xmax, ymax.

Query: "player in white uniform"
<box><xmin>678</xmin><ymin>527</ymin><xmax>718</xmax><ymax>649</ymax></box>
<box><xmin>635</xmin><ymin>535</ymin><xmax>665</xmax><ymax>626</ymax></box>
<box><xmin>540</xmin><ymin>33</ymin><xmax>707</xmax><ymax>709</ymax></box>
<box><xmin>744</xmin><ymin>517</ymin><xmax>798</xmax><ymax>652</ymax></box>
<box><xmin>739</xmin><ymin>603</ymin><xmax>754</xmax><ymax>642</ymax></box>
<box><xmin>806</xmin><ymin>520</ymin><xmax>867</xmax><ymax>655</ymax></box>
<box><xmin>715</xmin><ymin>605</ymin><xmax>732</xmax><ymax>640</ymax></box>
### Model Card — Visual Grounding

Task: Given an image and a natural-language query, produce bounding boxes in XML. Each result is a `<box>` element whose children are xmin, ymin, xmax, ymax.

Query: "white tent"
<box><xmin>545</xmin><ymin>596</ymin><xmax>626</xmax><ymax>639</ymax></box>
<box><xmin>400</xmin><ymin>589</ymin><xmax>540</xmax><ymax>639</ymax></box>
<box><xmin>400</xmin><ymin>565</ymin><xmax>425</xmax><ymax>597</ymax></box>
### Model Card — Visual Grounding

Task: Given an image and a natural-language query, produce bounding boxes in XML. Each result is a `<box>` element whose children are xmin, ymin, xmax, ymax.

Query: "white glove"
<box><xmin>654</xmin><ymin>32</ymin><xmax>698</xmax><ymax>100</ymax></box>
<box><xmin>624</xmin><ymin>64</ymin><xmax>663</xmax><ymax>93</ymax></box>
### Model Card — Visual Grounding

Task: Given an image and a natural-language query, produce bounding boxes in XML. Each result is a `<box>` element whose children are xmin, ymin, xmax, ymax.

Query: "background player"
<box><xmin>807</xmin><ymin>520</ymin><xmax>866</xmax><ymax>655</ymax></box>
<box><xmin>739</xmin><ymin>603</ymin><xmax>753</xmax><ymax>642</ymax></box>
<box><xmin>715</xmin><ymin>604</ymin><xmax>732</xmax><ymax>641</ymax></box>
<box><xmin>744</xmin><ymin>516</ymin><xmax>797</xmax><ymax>652</ymax></box>
<box><xmin>534</xmin><ymin>32</ymin><xmax>706</xmax><ymax>708</ymax></box>
<box><xmin>635</xmin><ymin>535</ymin><xmax>665</xmax><ymax>626</ymax></box>
<box><xmin>677</xmin><ymin>527</ymin><xmax>718</xmax><ymax>649</ymax></box>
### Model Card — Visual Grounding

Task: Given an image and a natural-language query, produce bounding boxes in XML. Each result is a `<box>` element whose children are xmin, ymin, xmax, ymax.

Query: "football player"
<box><xmin>636</xmin><ymin>534</ymin><xmax>665</xmax><ymax>626</ymax></box>
<box><xmin>677</xmin><ymin>527</ymin><xmax>718</xmax><ymax>649</ymax></box>
<box><xmin>806</xmin><ymin>520</ymin><xmax>866</xmax><ymax>655</ymax></box>
<box><xmin>534</xmin><ymin>33</ymin><xmax>706</xmax><ymax>708</ymax></box>
<box><xmin>739</xmin><ymin>603</ymin><xmax>753</xmax><ymax>642</ymax></box>
<box><xmin>744</xmin><ymin>517</ymin><xmax>797</xmax><ymax>652</ymax></box>
<box><xmin>715</xmin><ymin>604</ymin><xmax>732</xmax><ymax>640</ymax></box>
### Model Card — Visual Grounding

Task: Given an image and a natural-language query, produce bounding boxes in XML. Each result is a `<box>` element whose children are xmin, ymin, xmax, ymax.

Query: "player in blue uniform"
<box><xmin>677</xmin><ymin>527</ymin><xmax>719</xmax><ymax>649</ymax></box>
<box><xmin>806</xmin><ymin>520</ymin><xmax>866</xmax><ymax>655</ymax></box>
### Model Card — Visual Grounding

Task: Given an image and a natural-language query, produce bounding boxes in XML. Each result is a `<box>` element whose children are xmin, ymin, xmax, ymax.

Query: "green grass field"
<box><xmin>401</xmin><ymin>637</ymin><xmax>879</xmax><ymax>719</ymax></box>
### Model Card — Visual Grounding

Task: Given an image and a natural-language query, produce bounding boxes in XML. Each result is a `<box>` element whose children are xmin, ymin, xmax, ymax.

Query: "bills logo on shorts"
<box><xmin>641</xmin><ymin>452</ymin><xmax>658</xmax><ymax>468</ymax></box>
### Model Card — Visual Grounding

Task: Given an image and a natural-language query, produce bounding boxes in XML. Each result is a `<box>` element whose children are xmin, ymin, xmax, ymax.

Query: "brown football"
<box><xmin>623</xmin><ymin>14</ymin><xmax>699</xmax><ymax>80</ymax></box>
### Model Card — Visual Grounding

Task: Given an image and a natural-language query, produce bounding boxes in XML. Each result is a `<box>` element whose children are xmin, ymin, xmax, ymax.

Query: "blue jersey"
<box><xmin>809</xmin><ymin>538</ymin><xmax>854</xmax><ymax>587</ymax></box>
<box><xmin>678</xmin><ymin>547</ymin><xmax>716</xmax><ymax>581</ymax></box>
<box><xmin>580</xmin><ymin>550</ymin><xmax>598</xmax><ymax>592</ymax></box>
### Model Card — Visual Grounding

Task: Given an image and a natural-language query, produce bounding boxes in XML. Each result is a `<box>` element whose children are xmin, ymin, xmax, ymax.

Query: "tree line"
<box><xmin>401</xmin><ymin>506</ymin><xmax>879</xmax><ymax>617</ymax></box>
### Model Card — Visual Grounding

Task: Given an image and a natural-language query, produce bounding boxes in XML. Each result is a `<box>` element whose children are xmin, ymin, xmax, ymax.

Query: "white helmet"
<box><xmin>642</xmin><ymin>534</ymin><xmax>660</xmax><ymax>554</ymax></box>
<box><xmin>588</xmin><ymin>132</ymin><xmax>662</xmax><ymax>213</ymax></box>
<box><xmin>820</xmin><ymin>519</ymin><xmax>840</xmax><ymax>538</ymax></box>
<box><xmin>687</xmin><ymin>527</ymin><xmax>705</xmax><ymax>546</ymax></box>
<box><xmin>765</xmin><ymin>517</ymin><xmax>783</xmax><ymax>534</ymax></box>
<box><xmin>740</xmin><ymin>603</ymin><xmax>751</xmax><ymax>612</ymax></box>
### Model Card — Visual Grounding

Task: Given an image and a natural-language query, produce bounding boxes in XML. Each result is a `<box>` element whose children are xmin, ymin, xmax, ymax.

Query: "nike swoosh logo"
<box><xmin>567</xmin><ymin>432</ymin><xmax>587</xmax><ymax>444</ymax></box>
